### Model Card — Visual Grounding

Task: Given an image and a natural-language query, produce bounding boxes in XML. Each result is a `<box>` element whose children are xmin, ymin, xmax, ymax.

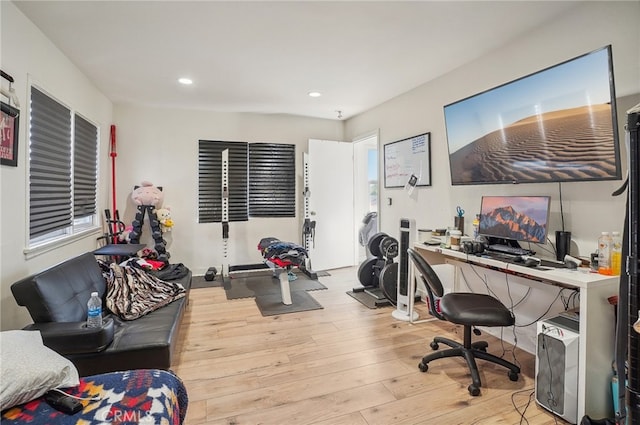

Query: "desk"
<box><xmin>412</xmin><ymin>243</ymin><xmax>619</xmax><ymax>420</ymax></box>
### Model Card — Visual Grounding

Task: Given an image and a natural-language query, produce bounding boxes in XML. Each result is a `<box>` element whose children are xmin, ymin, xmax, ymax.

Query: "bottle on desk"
<box><xmin>472</xmin><ymin>214</ymin><xmax>480</xmax><ymax>239</ymax></box>
<box><xmin>611</xmin><ymin>231</ymin><xmax>622</xmax><ymax>276</ymax></box>
<box><xmin>597</xmin><ymin>232</ymin><xmax>612</xmax><ymax>275</ymax></box>
<box><xmin>87</xmin><ymin>292</ymin><xmax>102</xmax><ymax>328</ymax></box>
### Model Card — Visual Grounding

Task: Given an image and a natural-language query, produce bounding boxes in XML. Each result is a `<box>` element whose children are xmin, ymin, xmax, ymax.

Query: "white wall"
<box><xmin>345</xmin><ymin>1</ymin><xmax>640</xmax><ymax>258</ymax></box>
<box><xmin>0</xmin><ymin>2</ymin><xmax>113</xmax><ymax>330</ymax></box>
<box><xmin>2</xmin><ymin>0</ymin><xmax>639</xmax><ymax>333</ymax></box>
<box><xmin>112</xmin><ymin>104</ymin><xmax>343</xmax><ymax>276</ymax></box>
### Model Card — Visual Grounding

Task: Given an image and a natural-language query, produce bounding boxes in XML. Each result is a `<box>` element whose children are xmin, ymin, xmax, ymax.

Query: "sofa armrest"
<box><xmin>23</xmin><ymin>317</ymin><xmax>115</xmax><ymax>355</ymax></box>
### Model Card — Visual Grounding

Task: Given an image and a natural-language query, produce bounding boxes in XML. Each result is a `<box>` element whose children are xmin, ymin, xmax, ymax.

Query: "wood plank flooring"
<box><xmin>173</xmin><ymin>267</ymin><xmax>568</xmax><ymax>425</ymax></box>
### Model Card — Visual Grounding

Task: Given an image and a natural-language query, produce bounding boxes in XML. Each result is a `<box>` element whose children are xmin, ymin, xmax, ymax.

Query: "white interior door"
<box><xmin>307</xmin><ymin>139</ymin><xmax>355</xmax><ymax>271</ymax></box>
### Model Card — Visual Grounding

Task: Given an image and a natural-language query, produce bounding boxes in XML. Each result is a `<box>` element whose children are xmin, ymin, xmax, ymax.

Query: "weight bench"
<box><xmin>227</xmin><ymin>238</ymin><xmax>309</xmax><ymax>305</ymax></box>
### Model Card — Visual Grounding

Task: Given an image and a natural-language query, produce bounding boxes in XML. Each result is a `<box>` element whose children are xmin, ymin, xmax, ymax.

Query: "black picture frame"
<box><xmin>383</xmin><ymin>132</ymin><xmax>431</xmax><ymax>188</ymax></box>
<box><xmin>1</xmin><ymin>101</ymin><xmax>19</xmax><ymax>167</ymax></box>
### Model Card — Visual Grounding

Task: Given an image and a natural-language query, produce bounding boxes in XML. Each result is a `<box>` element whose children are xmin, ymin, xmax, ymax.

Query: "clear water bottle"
<box><xmin>611</xmin><ymin>231</ymin><xmax>622</xmax><ymax>276</ymax></box>
<box><xmin>87</xmin><ymin>292</ymin><xmax>102</xmax><ymax>328</ymax></box>
<box><xmin>597</xmin><ymin>232</ymin><xmax>612</xmax><ymax>275</ymax></box>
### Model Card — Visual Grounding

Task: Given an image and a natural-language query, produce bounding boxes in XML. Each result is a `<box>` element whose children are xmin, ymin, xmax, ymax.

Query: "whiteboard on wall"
<box><xmin>383</xmin><ymin>132</ymin><xmax>431</xmax><ymax>188</ymax></box>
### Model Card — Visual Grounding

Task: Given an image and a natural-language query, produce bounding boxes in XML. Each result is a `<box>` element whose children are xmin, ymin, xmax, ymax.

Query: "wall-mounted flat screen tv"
<box><xmin>444</xmin><ymin>45</ymin><xmax>621</xmax><ymax>185</ymax></box>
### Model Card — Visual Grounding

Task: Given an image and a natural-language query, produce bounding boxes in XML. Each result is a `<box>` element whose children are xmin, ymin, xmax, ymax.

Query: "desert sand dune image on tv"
<box><xmin>449</xmin><ymin>103</ymin><xmax>616</xmax><ymax>185</ymax></box>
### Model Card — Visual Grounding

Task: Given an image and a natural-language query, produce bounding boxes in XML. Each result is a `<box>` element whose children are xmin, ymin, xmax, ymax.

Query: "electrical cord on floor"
<box><xmin>511</xmin><ymin>387</ymin><xmax>536</xmax><ymax>425</ymax></box>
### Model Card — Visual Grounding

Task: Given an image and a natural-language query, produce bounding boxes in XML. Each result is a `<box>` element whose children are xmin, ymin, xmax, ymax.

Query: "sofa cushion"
<box><xmin>11</xmin><ymin>253</ymin><xmax>107</xmax><ymax>323</ymax></box>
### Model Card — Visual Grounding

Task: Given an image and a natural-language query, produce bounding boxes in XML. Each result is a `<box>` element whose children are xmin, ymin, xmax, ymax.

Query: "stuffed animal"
<box><xmin>131</xmin><ymin>181</ymin><xmax>164</xmax><ymax>206</ymax></box>
<box><xmin>155</xmin><ymin>207</ymin><xmax>174</xmax><ymax>233</ymax></box>
<box><xmin>119</xmin><ymin>225</ymin><xmax>134</xmax><ymax>243</ymax></box>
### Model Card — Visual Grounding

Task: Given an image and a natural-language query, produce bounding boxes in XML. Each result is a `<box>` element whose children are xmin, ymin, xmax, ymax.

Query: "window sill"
<box><xmin>23</xmin><ymin>227</ymin><xmax>102</xmax><ymax>260</ymax></box>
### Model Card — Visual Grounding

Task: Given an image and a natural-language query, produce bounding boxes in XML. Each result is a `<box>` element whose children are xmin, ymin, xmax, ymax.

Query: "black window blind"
<box><xmin>73</xmin><ymin>114</ymin><xmax>98</xmax><ymax>219</ymax></box>
<box><xmin>198</xmin><ymin>140</ymin><xmax>248</xmax><ymax>223</ymax></box>
<box><xmin>249</xmin><ymin>143</ymin><xmax>295</xmax><ymax>217</ymax></box>
<box><xmin>198</xmin><ymin>140</ymin><xmax>296</xmax><ymax>222</ymax></box>
<box><xmin>29</xmin><ymin>87</ymin><xmax>72</xmax><ymax>238</ymax></box>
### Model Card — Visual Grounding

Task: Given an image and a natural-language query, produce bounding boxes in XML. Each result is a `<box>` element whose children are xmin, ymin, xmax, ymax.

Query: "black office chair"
<box><xmin>407</xmin><ymin>248</ymin><xmax>520</xmax><ymax>396</ymax></box>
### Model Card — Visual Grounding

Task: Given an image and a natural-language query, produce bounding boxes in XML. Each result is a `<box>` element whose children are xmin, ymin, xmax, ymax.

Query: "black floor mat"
<box><xmin>191</xmin><ymin>275</ymin><xmax>222</xmax><ymax>289</ymax></box>
<box><xmin>346</xmin><ymin>289</ymin><xmax>393</xmax><ymax>309</ymax></box>
<box><xmin>255</xmin><ymin>291</ymin><xmax>323</xmax><ymax>316</ymax></box>
<box><xmin>224</xmin><ymin>271</ymin><xmax>326</xmax><ymax>300</ymax></box>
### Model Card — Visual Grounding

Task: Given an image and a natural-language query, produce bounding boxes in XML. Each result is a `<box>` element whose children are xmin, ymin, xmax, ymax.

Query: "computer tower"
<box><xmin>535</xmin><ymin>315</ymin><xmax>580</xmax><ymax>424</ymax></box>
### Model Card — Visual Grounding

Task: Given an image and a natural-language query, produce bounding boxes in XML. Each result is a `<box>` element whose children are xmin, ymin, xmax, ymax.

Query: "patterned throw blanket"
<box><xmin>102</xmin><ymin>262</ymin><xmax>186</xmax><ymax>320</ymax></box>
<box><xmin>1</xmin><ymin>369</ymin><xmax>188</xmax><ymax>424</ymax></box>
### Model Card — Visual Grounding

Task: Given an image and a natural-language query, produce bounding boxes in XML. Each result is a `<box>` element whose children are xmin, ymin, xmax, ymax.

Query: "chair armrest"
<box><xmin>23</xmin><ymin>317</ymin><xmax>114</xmax><ymax>355</ymax></box>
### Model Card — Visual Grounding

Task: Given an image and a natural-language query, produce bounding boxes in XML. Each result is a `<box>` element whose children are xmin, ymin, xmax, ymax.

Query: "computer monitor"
<box><xmin>479</xmin><ymin>196</ymin><xmax>551</xmax><ymax>245</ymax></box>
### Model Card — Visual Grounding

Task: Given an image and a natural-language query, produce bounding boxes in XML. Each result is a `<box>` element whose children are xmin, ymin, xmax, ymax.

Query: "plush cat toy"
<box><xmin>131</xmin><ymin>181</ymin><xmax>164</xmax><ymax>206</ymax></box>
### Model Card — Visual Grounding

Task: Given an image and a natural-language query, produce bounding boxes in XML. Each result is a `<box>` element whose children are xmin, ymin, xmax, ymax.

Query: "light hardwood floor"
<box><xmin>173</xmin><ymin>267</ymin><xmax>568</xmax><ymax>425</ymax></box>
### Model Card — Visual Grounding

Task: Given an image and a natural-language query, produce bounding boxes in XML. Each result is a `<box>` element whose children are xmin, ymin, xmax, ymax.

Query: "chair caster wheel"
<box><xmin>508</xmin><ymin>371</ymin><xmax>519</xmax><ymax>382</ymax></box>
<box><xmin>468</xmin><ymin>384</ymin><xmax>480</xmax><ymax>396</ymax></box>
<box><xmin>430</xmin><ymin>341</ymin><xmax>439</xmax><ymax>350</ymax></box>
<box><xmin>418</xmin><ymin>362</ymin><xmax>428</xmax><ymax>372</ymax></box>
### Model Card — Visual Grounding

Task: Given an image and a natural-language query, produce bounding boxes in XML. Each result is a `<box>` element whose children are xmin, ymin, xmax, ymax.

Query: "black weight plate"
<box><xmin>357</xmin><ymin>257</ymin><xmax>379</xmax><ymax>287</ymax></box>
<box><xmin>379</xmin><ymin>236</ymin><xmax>398</xmax><ymax>259</ymax></box>
<box><xmin>368</xmin><ymin>232</ymin><xmax>388</xmax><ymax>258</ymax></box>
<box><xmin>380</xmin><ymin>262</ymin><xmax>398</xmax><ymax>304</ymax></box>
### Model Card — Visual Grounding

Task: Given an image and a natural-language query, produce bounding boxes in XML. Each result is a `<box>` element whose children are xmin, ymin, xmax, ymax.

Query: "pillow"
<box><xmin>0</xmin><ymin>330</ymin><xmax>79</xmax><ymax>411</ymax></box>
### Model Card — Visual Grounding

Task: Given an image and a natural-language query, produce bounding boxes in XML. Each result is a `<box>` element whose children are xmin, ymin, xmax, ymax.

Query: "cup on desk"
<box><xmin>450</xmin><ymin>229</ymin><xmax>462</xmax><ymax>250</ymax></box>
<box><xmin>555</xmin><ymin>230</ymin><xmax>571</xmax><ymax>261</ymax></box>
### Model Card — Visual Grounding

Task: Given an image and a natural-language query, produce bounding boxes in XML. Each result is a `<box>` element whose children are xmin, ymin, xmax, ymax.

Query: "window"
<box><xmin>248</xmin><ymin>143</ymin><xmax>295</xmax><ymax>217</ymax></box>
<box><xmin>28</xmin><ymin>87</ymin><xmax>98</xmax><ymax>247</ymax></box>
<box><xmin>198</xmin><ymin>140</ymin><xmax>295</xmax><ymax>223</ymax></box>
<box><xmin>198</xmin><ymin>140</ymin><xmax>248</xmax><ymax>223</ymax></box>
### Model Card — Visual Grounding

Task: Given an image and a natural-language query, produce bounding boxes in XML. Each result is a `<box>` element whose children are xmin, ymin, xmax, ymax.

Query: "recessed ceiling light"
<box><xmin>308</xmin><ymin>91</ymin><xmax>322</xmax><ymax>97</ymax></box>
<box><xmin>178</xmin><ymin>77</ymin><xmax>193</xmax><ymax>85</ymax></box>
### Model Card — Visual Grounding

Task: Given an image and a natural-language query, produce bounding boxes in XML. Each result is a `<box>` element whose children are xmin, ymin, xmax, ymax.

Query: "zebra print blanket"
<box><xmin>101</xmin><ymin>262</ymin><xmax>186</xmax><ymax>320</ymax></box>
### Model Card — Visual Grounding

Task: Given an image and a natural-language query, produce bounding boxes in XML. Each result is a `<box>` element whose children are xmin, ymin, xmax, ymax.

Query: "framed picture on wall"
<box><xmin>383</xmin><ymin>132</ymin><xmax>431</xmax><ymax>188</ymax></box>
<box><xmin>1</xmin><ymin>101</ymin><xmax>19</xmax><ymax>167</ymax></box>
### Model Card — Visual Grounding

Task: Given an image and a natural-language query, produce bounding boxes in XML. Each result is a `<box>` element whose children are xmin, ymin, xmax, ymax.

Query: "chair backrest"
<box><xmin>407</xmin><ymin>248</ymin><xmax>447</xmax><ymax>319</ymax></box>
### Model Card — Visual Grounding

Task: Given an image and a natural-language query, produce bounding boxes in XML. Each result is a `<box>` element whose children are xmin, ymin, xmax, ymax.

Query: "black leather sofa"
<box><xmin>11</xmin><ymin>252</ymin><xmax>191</xmax><ymax>376</ymax></box>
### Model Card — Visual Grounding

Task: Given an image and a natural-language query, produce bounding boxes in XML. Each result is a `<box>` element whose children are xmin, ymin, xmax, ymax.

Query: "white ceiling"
<box><xmin>13</xmin><ymin>1</ymin><xmax>581</xmax><ymax>121</ymax></box>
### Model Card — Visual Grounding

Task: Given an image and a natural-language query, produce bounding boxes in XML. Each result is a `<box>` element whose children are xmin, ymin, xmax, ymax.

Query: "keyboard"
<box><xmin>486</xmin><ymin>244</ymin><xmax>534</xmax><ymax>256</ymax></box>
<box><xmin>538</xmin><ymin>258</ymin><xmax>568</xmax><ymax>268</ymax></box>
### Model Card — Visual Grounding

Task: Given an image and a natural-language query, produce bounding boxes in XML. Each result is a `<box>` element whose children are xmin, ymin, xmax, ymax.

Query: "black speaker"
<box><xmin>462</xmin><ymin>240</ymin><xmax>486</xmax><ymax>254</ymax></box>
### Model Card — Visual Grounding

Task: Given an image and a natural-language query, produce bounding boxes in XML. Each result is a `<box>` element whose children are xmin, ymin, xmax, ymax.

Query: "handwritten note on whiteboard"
<box><xmin>383</xmin><ymin>132</ymin><xmax>431</xmax><ymax>188</ymax></box>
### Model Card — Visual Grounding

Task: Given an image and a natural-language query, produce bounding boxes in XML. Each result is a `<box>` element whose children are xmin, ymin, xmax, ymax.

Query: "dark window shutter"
<box><xmin>198</xmin><ymin>140</ymin><xmax>248</xmax><ymax>223</ymax></box>
<box><xmin>249</xmin><ymin>143</ymin><xmax>295</xmax><ymax>217</ymax></box>
<box><xmin>29</xmin><ymin>87</ymin><xmax>72</xmax><ymax>238</ymax></box>
<box><xmin>73</xmin><ymin>114</ymin><xmax>98</xmax><ymax>218</ymax></box>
